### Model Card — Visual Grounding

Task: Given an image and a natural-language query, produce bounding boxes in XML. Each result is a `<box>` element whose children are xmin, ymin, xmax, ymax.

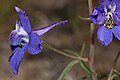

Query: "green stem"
<box><xmin>88</xmin><ymin>0</ymin><xmax>97</xmax><ymax>80</ymax></box>
<box><xmin>43</xmin><ymin>42</ymin><xmax>88</xmax><ymax>62</ymax></box>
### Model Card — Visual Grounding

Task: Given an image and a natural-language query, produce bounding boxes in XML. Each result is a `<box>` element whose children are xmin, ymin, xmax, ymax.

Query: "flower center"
<box><xmin>104</xmin><ymin>15</ymin><xmax>114</xmax><ymax>29</ymax></box>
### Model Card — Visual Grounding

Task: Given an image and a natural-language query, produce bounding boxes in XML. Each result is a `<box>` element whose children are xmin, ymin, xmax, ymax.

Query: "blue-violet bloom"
<box><xmin>90</xmin><ymin>0</ymin><xmax>120</xmax><ymax>46</ymax></box>
<box><xmin>9</xmin><ymin>6</ymin><xmax>68</xmax><ymax>76</ymax></box>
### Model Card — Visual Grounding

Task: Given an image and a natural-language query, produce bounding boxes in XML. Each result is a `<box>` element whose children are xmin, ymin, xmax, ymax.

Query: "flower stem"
<box><xmin>88</xmin><ymin>0</ymin><xmax>97</xmax><ymax>80</ymax></box>
<box><xmin>43</xmin><ymin>42</ymin><xmax>88</xmax><ymax>62</ymax></box>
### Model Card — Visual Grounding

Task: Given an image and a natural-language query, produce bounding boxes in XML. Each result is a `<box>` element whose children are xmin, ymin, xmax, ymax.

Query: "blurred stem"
<box><xmin>108</xmin><ymin>68</ymin><xmax>114</xmax><ymax>80</ymax></box>
<box><xmin>88</xmin><ymin>0</ymin><xmax>97</xmax><ymax>80</ymax></box>
<box><xmin>107</xmin><ymin>51</ymin><xmax>120</xmax><ymax>80</ymax></box>
<box><xmin>112</xmin><ymin>50</ymin><xmax>120</xmax><ymax>66</ymax></box>
<box><xmin>78</xmin><ymin>16</ymin><xmax>90</xmax><ymax>21</ymax></box>
<box><xmin>43</xmin><ymin>42</ymin><xmax>88</xmax><ymax>62</ymax></box>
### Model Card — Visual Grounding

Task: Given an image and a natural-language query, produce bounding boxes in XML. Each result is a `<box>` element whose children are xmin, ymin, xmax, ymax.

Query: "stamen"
<box><xmin>19</xmin><ymin>43</ymin><xmax>24</xmax><ymax>48</ymax></box>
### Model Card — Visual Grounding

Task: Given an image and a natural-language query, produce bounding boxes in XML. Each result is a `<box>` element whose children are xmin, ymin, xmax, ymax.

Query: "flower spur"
<box><xmin>9</xmin><ymin>6</ymin><xmax>68</xmax><ymax>76</ymax></box>
<box><xmin>90</xmin><ymin>0</ymin><xmax>120</xmax><ymax>46</ymax></box>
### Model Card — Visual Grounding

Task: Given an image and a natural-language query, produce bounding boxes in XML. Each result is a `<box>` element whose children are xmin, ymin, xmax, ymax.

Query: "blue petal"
<box><xmin>97</xmin><ymin>25</ymin><xmax>113</xmax><ymax>46</ymax></box>
<box><xmin>100</xmin><ymin>0</ymin><xmax>104</xmax><ymax>3</ymax></box>
<box><xmin>100</xmin><ymin>0</ymin><xmax>119</xmax><ymax>5</ymax></box>
<box><xmin>28</xmin><ymin>33</ymin><xmax>42</xmax><ymax>54</ymax></box>
<box><xmin>9</xmin><ymin>44</ymin><xmax>27</xmax><ymax>76</ymax></box>
<box><xmin>111</xmin><ymin>0</ymin><xmax>119</xmax><ymax>5</ymax></box>
<box><xmin>10</xmin><ymin>40</ymin><xmax>26</xmax><ymax>51</ymax></box>
<box><xmin>15</xmin><ymin>6</ymin><xmax>31</xmax><ymax>33</ymax></box>
<box><xmin>9</xmin><ymin>31</ymin><xmax>23</xmax><ymax>45</ymax></box>
<box><xmin>113</xmin><ymin>14</ymin><xmax>120</xmax><ymax>25</ymax></box>
<box><xmin>115</xmin><ymin>3</ymin><xmax>120</xmax><ymax>15</ymax></box>
<box><xmin>114</xmin><ymin>4</ymin><xmax>120</xmax><ymax>25</ymax></box>
<box><xmin>32</xmin><ymin>20</ymin><xmax>68</xmax><ymax>36</ymax></box>
<box><xmin>90</xmin><ymin>7</ymin><xmax>107</xmax><ymax>24</ymax></box>
<box><xmin>10</xmin><ymin>45</ymin><xmax>20</xmax><ymax>51</ymax></box>
<box><xmin>112</xmin><ymin>26</ymin><xmax>120</xmax><ymax>40</ymax></box>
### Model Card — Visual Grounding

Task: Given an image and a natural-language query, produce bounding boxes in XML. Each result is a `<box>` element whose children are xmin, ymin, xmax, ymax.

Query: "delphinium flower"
<box><xmin>9</xmin><ymin>6</ymin><xmax>68</xmax><ymax>76</ymax></box>
<box><xmin>90</xmin><ymin>0</ymin><xmax>120</xmax><ymax>46</ymax></box>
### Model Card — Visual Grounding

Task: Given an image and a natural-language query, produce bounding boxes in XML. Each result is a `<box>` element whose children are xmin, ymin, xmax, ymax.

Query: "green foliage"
<box><xmin>79</xmin><ymin>43</ymin><xmax>92</xmax><ymax>74</ymax></box>
<box><xmin>58</xmin><ymin>60</ymin><xmax>79</xmax><ymax>80</ymax></box>
<box><xmin>79</xmin><ymin>43</ymin><xmax>85</xmax><ymax>57</ymax></box>
<box><xmin>63</xmin><ymin>49</ymin><xmax>79</xmax><ymax>56</ymax></box>
<box><xmin>79</xmin><ymin>60</ymin><xmax>93</xmax><ymax>74</ymax></box>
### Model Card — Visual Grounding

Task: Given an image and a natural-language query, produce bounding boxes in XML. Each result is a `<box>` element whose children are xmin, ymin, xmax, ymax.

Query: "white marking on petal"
<box><xmin>22</xmin><ymin>37</ymin><xmax>29</xmax><ymax>43</ymax></box>
<box><xmin>15</xmin><ymin>22</ymin><xmax>28</xmax><ymax>36</ymax></box>
<box><xmin>111</xmin><ymin>3</ymin><xmax>116</xmax><ymax>13</ymax></box>
<box><xmin>104</xmin><ymin>3</ymin><xmax>116</xmax><ymax>20</ymax></box>
<box><xmin>104</xmin><ymin>7</ymin><xmax>108</xmax><ymax>15</ymax></box>
<box><xmin>15</xmin><ymin>22</ymin><xmax>29</xmax><ymax>43</ymax></box>
<box><xmin>105</xmin><ymin>3</ymin><xmax>116</xmax><ymax>12</ymax></box>
<box><xmin>15</xmin><ymin>6</ymin><xmax>21</xmax><ymax>12</ymax></box>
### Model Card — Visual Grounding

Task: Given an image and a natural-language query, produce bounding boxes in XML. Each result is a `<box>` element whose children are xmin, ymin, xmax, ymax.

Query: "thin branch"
<box><xmin>43</xmin><ymin>42</ymin><xmax>88</xmax><ymax>62</ymax></box>
<box><xmin>88</xmin><ymin>0</ymin><xmax>97</xmax><ymax>80</ymax></box>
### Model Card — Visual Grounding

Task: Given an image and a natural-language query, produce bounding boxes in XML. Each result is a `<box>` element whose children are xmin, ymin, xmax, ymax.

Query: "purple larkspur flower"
<box><xmin>9</xmin><ymin>6</ymin><xmax>68</xmax><ymax>76</ymax></box>
<box><xmin>90</xmin><ymin>0</ymin><xmax>120</xmax><ymax>46</ymax></box>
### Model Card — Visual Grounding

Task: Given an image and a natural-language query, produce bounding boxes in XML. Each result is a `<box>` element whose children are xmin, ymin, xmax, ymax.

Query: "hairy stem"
<box><xmin>88</xmin><ymin>0</ymin><xmax>97</xmax><ymax>80</ymax></box>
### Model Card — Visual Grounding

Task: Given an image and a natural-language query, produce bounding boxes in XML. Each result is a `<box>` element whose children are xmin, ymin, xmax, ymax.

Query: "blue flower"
<box><xmin>90</xmin><ymin>0</ymin><xmax>120</xmax><ymax>46</ymax></box>
<box><xmin>9</xmin><ymin>6</ymin><xmax>68</xmax><ymax>76</ymax></box>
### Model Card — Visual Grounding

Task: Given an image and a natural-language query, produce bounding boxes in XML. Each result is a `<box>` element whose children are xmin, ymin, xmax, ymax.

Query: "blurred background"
<box><xmin>0</xmin><ymin>0</ymin><xmax>120</xmax><ymax>80</ymax></box>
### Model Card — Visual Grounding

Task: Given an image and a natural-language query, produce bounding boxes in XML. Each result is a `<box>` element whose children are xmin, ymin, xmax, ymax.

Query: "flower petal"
<box><xmin>90</xmin><ymin>7</ymin><xmax>107</xmax><ymax>25</ymax></box>
<box><xmin>15</xmin><ymin>6</ymin><xmax>31</xmax><ymax>33</ymax></box>
<box><xmin>100</xmin><ymin>0</ymin><xmax>119</xmax><ymax>5</ymax></box>
<box><xmin>111</xmin><ymin>0</ymin><xmax>119</xmax><ymax>5</ymax></box>
<box><xmin>112</xmin><ymin>26</ymin><xmax>120</xmax><ymax>40</ymax></box>
<box><xmin>9</xmin><ymin>30</ymin><xmax>23</xmax><ymax>45</ymax></box>
<box><xmin>9</xmin><ymin>44</ymin><xmax>27</xmax><ymax>76</ymax></box>
<box><xmin>32</xmin><ymin>20</ymin><xmax>68</xmax><ymax>36</ymax></box>
<box><xmin>10</xmin><ymin>45</ymin><xmax>20</xmax><ymax>51</ymax></box>
<box><xmin>28</xmin><ymin>33</ymin><xmax>42</xmax><ymax>54</ymax></box>
<box><xmin>97</xmin><ymin>25</ymin><xmax>113</xmax><ymax>46</ymax></box>
<box><xmin>115</xmin><ymin>3</ymin><xmax>120</xmax><ymax>15</ymax></box>
<box><xmin>113</xmin><ymin>14</ymin><xmax>120</xmax><ymax>25</ymax></box>
<box><xmin>114</xmin><ymin>4</ymin><xmax>120</xmax><ymax>25</ymax></box>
